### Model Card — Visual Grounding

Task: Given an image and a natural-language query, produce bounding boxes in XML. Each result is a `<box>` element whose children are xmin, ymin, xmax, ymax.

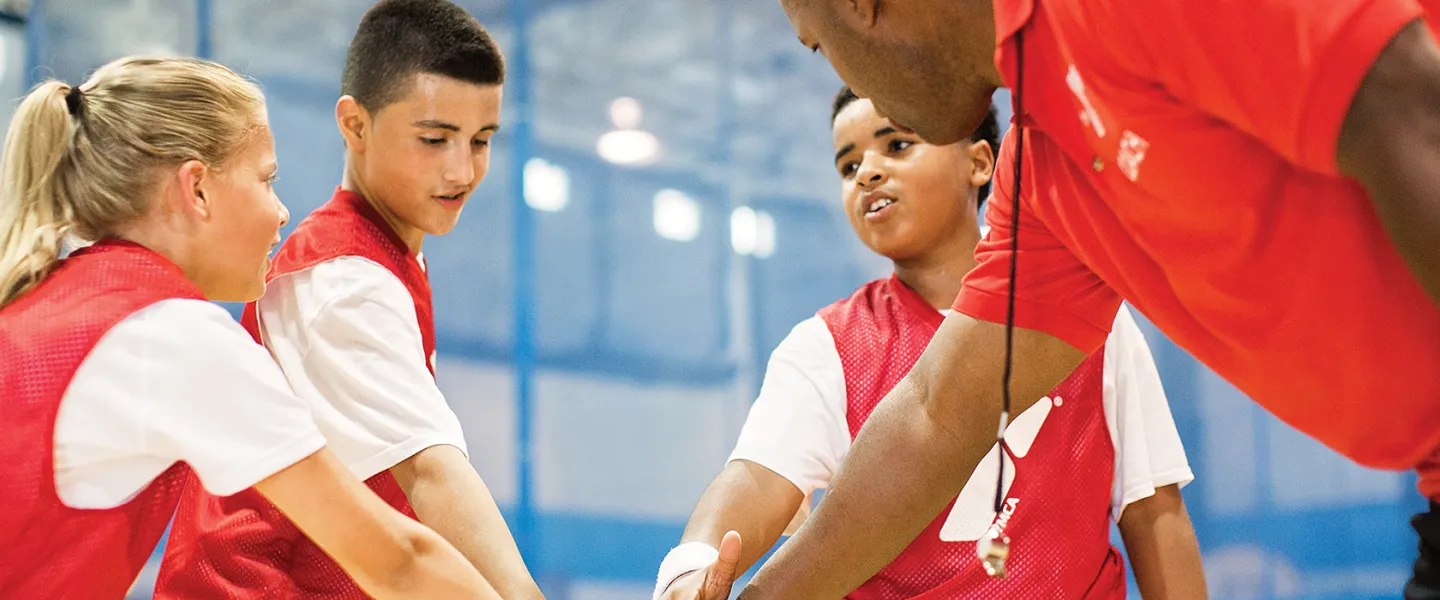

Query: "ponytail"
<box><xmin>0</xmin><ymin>58</ymin><xmax>266</xmax><ymax>308</ymax></box>
<box><xmin>0</xmin><ymin>81</ymin><xmax>77</xmax><ymax>307</ymax></box>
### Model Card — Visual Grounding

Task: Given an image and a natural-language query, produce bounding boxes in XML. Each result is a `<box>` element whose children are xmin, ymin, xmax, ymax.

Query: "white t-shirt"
<box><xmin>54</xmin><ymin>299</ymin><xmax>328</xmax><ymax>509</ymax></box>
<box><xmin>254</xmin><ymin>255</ymin><xmax>467</xmax><ymax>481</ymax></box>
<box><xmin>728</xmin><ymin>304</ymin><xmax>1193</xmax><ymax>529</ymax></box>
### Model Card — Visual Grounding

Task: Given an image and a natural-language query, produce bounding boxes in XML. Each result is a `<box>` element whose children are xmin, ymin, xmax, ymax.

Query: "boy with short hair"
<box><xmin>657</xmin><ymin>88</ymin><xmax>1206</xmax><ymax>600</ymax></box>
<box><xmin>156</xmin><ymin>1</ymin><xmax>542</xmax><ymax>598</ymax></box>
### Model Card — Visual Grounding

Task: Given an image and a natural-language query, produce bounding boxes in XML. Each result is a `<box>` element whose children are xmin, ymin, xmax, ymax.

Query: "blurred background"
<box><xmin>4</xmin><ymin>0</ymin><xmax>1429</xmax><ymax>598</ymax></box>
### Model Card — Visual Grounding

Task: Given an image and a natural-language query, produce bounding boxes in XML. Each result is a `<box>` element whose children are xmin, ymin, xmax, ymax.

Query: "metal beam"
<box><xmin>506</xmin><ymin>0</ymin><xmax>540</xmax><ymax>580</ymax></box>
<box><xmin>195</xmin><ymin>0</ymin><xmax>212</xmax><ymax>59</ymax></box>
<box><xmin>23</xmin><ymin>0</ymin><xmax>40</xmax><ymax>87</ymax></box>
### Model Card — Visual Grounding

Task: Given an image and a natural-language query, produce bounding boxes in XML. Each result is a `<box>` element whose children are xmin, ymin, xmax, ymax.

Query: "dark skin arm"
<box><xmin>1338</xmin><ymin>19</ymin><xmax>1440</xmax><ymax>308</ymax></box>
<box><xmin>736</xmin><ymin>314</ymin><xmax>1084</xmax><ymax>599</ymax></box>
<box><xmin>1119</xmin><ymin>484</ymin><xmax>1209</xmax><ymax>600</ymax></box>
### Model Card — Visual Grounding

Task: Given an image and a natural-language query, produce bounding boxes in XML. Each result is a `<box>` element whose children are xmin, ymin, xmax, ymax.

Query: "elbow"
<box><xmin>390</xmin><ymin>447</ymin><xmax>450</xmax><ymax>499</ymax></box>
<box><xmin>369</xmin><ymin>527</ymin><xmax>468</xmax><ymax>598</ymax></box>
<box><xmin>372</xmin><ymin>528</ymin><xmax>435</xmax><ymax>595</ymax></box>
<box><xmin>909</xmin><ymin>366</ymin><xmax>969</xmax><ymax>440</ymax></box>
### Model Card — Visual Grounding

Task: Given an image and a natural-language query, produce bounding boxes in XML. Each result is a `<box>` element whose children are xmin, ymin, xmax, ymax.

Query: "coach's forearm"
<box><xmin>737</xmin><ymin>315</ymin><xmax>1084</xmax><ymax>599</ymax></box>
<box><xmin>739</xmin><ymin>372</ymin><xmax>978</xmax><ymax>598</ymax></box>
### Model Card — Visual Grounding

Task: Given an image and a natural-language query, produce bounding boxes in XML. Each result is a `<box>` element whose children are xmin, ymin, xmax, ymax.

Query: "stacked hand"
<box><xmin>659</xmin><ymin>531</ymin><xmax>743</xmax><ymax>600</ymax></box>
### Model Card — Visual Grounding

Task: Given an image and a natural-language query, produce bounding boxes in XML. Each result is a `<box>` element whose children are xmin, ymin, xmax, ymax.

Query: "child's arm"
<box><xmin>657</xmin><ymin>460</ymin><xmax>807</xmax><ymax>600</ymax></box>
<box><xmin>1118</xmin><ymin>484</ymin><xmax>1208</xmax><ymax>599</ymax></box>
<box><xmin>264</xmin><ymin>258</ymin><xmax>544</xmax><ymax>596</ymax></box>
<box><xmin>1106</xmin><ymin>306</ymin><xmax>1206</xmax><ymax>598</ymax></box>
<box><xmin>390</xmin><ymin>445</ymin><xmax>544</xmax><ymax>600</ymax></box>
<box><xmin>658</xmin><ymin>315</ymin><xmax>848</xmax><ymax>599</ymax></box>
<box><xmin>256</xmin><ymin>447</ymin><xmax>501</xmax><ymax>600</ymax></box>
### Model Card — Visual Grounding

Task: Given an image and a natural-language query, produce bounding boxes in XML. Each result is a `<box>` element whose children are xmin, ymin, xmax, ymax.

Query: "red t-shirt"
<box><xmin>955</xmin><ymin>0</ymin><xmax>1440</xmax><ymax>497</ymax></box>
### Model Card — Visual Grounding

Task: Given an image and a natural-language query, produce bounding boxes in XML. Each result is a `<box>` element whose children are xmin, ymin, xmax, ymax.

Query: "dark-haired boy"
<box><xmin>658</xmin><ymin>88</ymin><xmax>1205</xmax><ymax>600</ymax></box>
<box><xmin>156</xmin><ymin>1</ymin><xmax>541</xmax><ymax>598</ymax></box>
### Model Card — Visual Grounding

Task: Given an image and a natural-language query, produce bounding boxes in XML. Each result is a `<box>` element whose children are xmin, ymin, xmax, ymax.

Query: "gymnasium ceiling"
<box><xmin>43</xmin><ymin>0</ymin><xmax>847</xmax><ymax>201</ymax></box>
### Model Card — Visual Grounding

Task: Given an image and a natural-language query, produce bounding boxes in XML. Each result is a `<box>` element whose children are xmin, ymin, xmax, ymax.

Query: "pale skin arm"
<box><xmin>1338</xmin><ymin>19</ymin><xmax>1440</xmax><ymax>308</ymax></box>
<box><xmin>1118</xmin><ymin>484</ymin><xmax>1209</xmax><ymax>600</ymax></box>
<box><xmin>660</xmin><ymin>460</ymin><xmax>807</xmax><ymax>599</ymax></box>
<box><xmin>390</xmin><ymin>444</ymin><xmax>544</xmax><ymax>600</ymax></box>
<box><xmin>738</xmin><ymin>313</ymin><xmax>1084</xmax><ymax>599</ymax></box>
<box><xmin>253</xmin><ymin>447</ymin><xmax>501</xmax><ymax>600</ymax></box>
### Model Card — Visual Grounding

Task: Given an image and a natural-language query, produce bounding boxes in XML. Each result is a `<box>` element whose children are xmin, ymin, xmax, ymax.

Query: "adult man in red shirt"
<box><xmin>688</xmin><ymin>1</ymin><xmax>1440</xmax><ymax>598</ymax></box>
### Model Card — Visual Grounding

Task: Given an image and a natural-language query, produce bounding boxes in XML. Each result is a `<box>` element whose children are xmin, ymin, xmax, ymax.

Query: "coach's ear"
<box><xmin>850</xmin><ymin>0</ymin><xmax>880</xmax><ymax>27</ymax></box>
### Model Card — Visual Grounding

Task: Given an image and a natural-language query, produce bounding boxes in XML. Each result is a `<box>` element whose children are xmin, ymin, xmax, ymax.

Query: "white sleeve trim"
<box><xmin>1118</xmin><ymin>466</ymin><xmax>1197</xmax><ymax>511</ymax></box>
<box><xmin>348</xmin><ymin>436</ymin><xmax>469</xmax><ymax>486</ymax></box>
<box><xmin>201</xmin><ymin>430</ymin><xmax>327</xmax><ymax>497</ymax></box>
<box><xmin>1104</xmin><ymin>304</ymin><xmax>1194</xmax><ymax>521</ymax></box>
<box><xmin>726</xmin><ymin>316</ymin><xmax>850</xmax><ymax>496</ymax></box>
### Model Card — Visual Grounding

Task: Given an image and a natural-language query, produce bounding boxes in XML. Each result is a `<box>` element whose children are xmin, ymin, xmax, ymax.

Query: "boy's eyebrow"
<box><xmin>413</xmin><ymin>119</ymin><xmax>460</xmax><ymax>132</ymax></box>
<box><xmin>412</xmin><ymin>120</ymin><xmax>502</xmax><ymax>135</ymax></box>
<box><xmin>834</xmin><ymin>126</ymin><xmax>902</xmax><ymax>163</ymax></box>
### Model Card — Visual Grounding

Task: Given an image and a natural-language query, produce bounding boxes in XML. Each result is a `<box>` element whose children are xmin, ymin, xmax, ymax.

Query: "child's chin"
<box><xmin>426</xmin><ymin>217</ymin><xmax>462</xmax><ymax>237</ymax></box>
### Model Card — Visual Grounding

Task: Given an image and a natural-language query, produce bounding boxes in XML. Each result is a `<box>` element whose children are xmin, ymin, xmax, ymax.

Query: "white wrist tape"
<box><xmin>653</xmin><ymin>541</ymin><xmax>720</xmax><ymax>599</ymax></box>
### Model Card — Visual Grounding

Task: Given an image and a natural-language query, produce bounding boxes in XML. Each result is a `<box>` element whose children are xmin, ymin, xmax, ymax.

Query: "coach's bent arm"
<box><xmin>737</xmin><ymin>313</ymin><xmax>1084</xmax><ymax>599</ymax></box>
<box><xmin>1339</xmin><ymin>19</ymin><xmax>1440</xmax><ymax>307</ymax></box>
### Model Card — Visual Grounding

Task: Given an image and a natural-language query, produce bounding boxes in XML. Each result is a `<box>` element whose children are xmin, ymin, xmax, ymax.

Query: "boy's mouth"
<box><xmin>860</xmin><ymin>190</ymin><xmax>898</xmax><ymax>217</ymax></box>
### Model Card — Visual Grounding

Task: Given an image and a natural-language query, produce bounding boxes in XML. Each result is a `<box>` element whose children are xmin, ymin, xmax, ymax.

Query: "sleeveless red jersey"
<box><xmin>0</xmin><ymin>240</ymin><xmax>202</xmax><ymax>599</ymax></box>
<box><xmin>819</xmin><ymin>276</ymin><xmax>1125</xmax><ymax>599</ymax></box>
<box><xmin>156</xmin><ymin>189</ymin><xmax>436</xmax><ymax>599</ymax></box>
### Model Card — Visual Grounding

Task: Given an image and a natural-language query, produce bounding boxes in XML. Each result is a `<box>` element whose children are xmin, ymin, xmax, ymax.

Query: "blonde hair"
<box><xmin>0</xmin><ymin>56</ymin><xmax>266</xmax><ymax>307</ymax></box>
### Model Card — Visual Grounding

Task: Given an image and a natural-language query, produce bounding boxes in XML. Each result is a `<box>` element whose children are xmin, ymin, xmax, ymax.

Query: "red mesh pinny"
<box><xmin>0</xmin><ymin>240</ymin><xmax>201</xmax><ymax>599</ymax></box>
<box><xmin>157</xmin><ymin>189</ymin><xmax>435</xmax><ymax>599</ymax></box>
<box><xmin>820</xmin><ymin>276</ymin><xmax>1125</xmax><ymax>599</ymax></box>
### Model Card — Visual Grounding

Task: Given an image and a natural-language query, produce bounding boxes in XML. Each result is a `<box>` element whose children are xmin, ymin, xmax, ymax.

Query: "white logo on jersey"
<box><xmin>938</xmin><ymin>397</ymin><xmax>1057</xmax><ymax>542</ymax></box>
<box><xmin>1117</xmin><ymin>130</ymin><xmax>1150</xmax><ymax>182</ymax></box>
<box><xmin>987</xmin><ymin>497</ymin><xmax>1021</xmax><ymax>540</ymax></box>
<box><xmin>1066</xmin><ymin>66</ymin><xmax>1106</xmax><ymax>139</ymax></box>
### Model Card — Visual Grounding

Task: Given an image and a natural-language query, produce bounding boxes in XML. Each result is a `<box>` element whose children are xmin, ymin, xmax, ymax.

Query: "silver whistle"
<box><xmin>976</xmin><ymin>529</ymin><xmax>1010</xmax><ymax>579</ymax></box>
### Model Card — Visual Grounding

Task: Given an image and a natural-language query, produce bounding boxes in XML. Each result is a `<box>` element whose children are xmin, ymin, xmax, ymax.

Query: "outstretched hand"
<box><xmin>660</xmin><ymin>531</ymin><xmax>743</xmax><ymax>600</ymax></box>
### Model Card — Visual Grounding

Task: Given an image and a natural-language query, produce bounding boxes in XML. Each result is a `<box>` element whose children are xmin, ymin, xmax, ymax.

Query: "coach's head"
<box><xmin>779</xmin><ymin>0</ymin><xmax>1001</xmax><ymax>146</ymax></box>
